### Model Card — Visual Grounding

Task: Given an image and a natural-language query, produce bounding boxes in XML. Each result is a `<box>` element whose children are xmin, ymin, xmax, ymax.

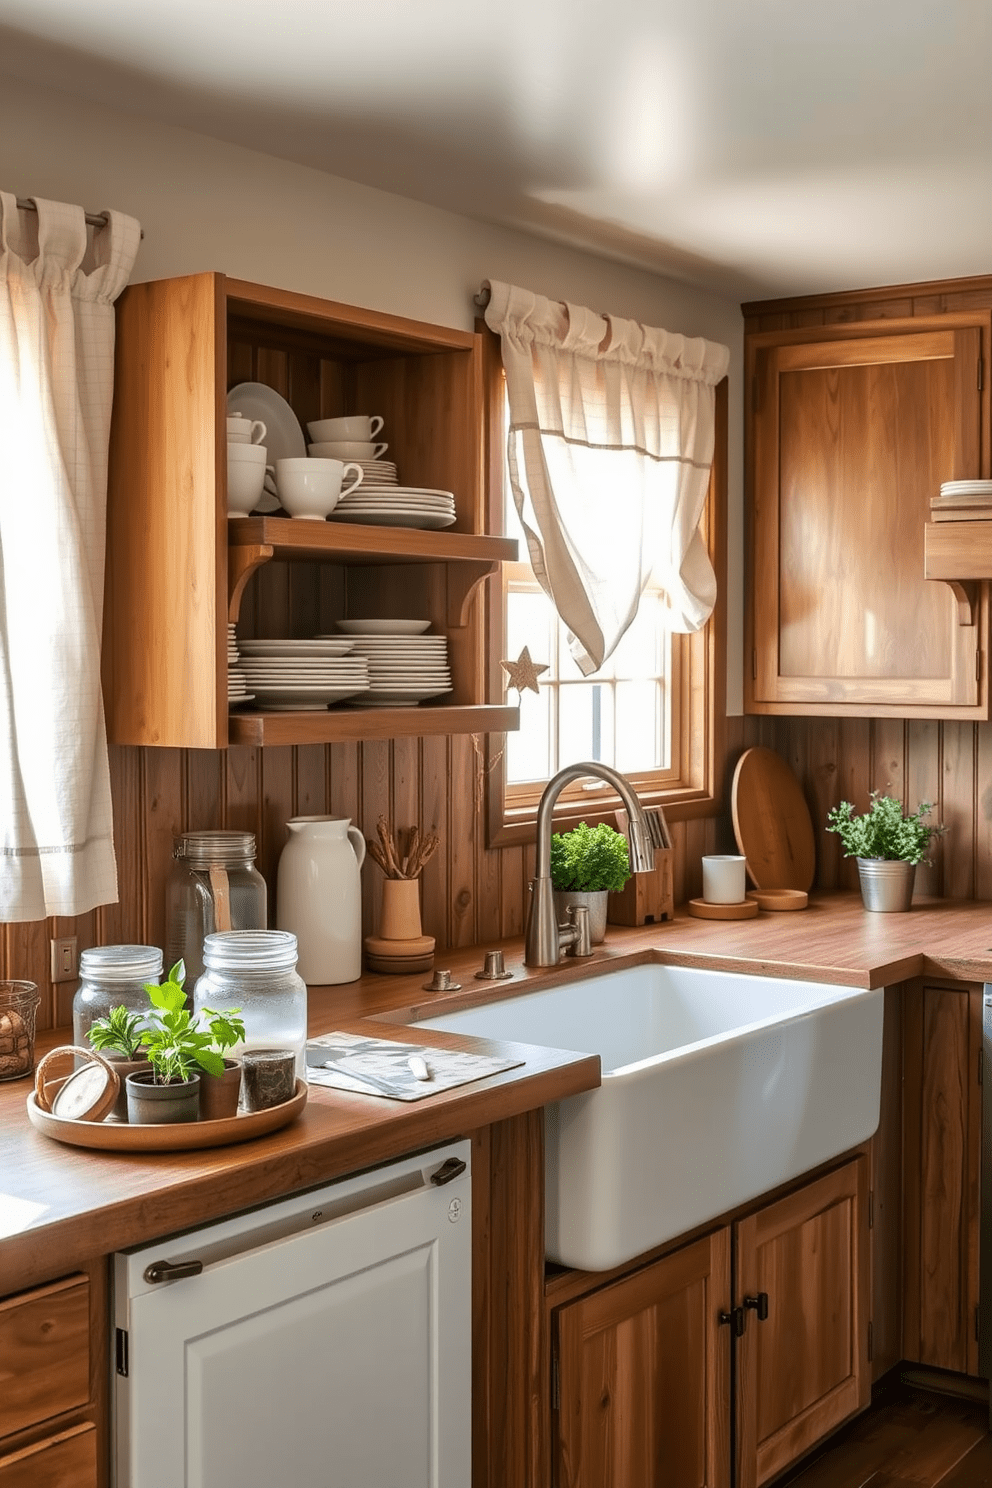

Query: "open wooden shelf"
<box><xmin>230</xmin><ymin>516</ymin><xmax>517</xmax><ymax>566</ymax></box>
<box><xmin>228</xmin><ymin>703</ymin><xmax>519</xmax><ymax>747</ymax></box>
<box><xmin>923</xmin><ymin>520</ymin><xmax>990</xmax><ymax>625</ymax></box>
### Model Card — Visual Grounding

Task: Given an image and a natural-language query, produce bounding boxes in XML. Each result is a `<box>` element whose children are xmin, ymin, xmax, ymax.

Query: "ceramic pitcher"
<box><xmin>276</xmin><ymin>817</ymin><xmax>366</xmax><ymax>984</ymax></box>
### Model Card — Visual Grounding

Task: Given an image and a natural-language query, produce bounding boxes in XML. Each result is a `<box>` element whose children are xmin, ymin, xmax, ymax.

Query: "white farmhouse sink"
<box><xmin>417</xmin><ymin>962</ymin><xmax>883</xmax><ymax>1272</ymax></box>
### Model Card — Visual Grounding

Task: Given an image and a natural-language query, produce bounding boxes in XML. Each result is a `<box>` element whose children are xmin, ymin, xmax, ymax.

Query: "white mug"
<box><xmin>307</xmin><ymin>415</ymin><xmax>384</xmax><ymax>443</ymax></box>
<box><xmin>227</xmin><ymin>448</ymin><xmax>269</xmax><ymax>516</ymax></box>
<box><xmin>227</xmin><ymin>414</ymin><xmax>267</xmax><ymax>446</ymax></box>
<box><xmin>276</xmin><ymin>457</ymin><xmax>364</xmax><ymax>519</ymax></box>
<box><xmin>701</xmin><ymin>855</ymin><xmax>747</xmax><ymax>904</ymax></box>
<box><xmin>307</xmin><ymin>440</ymin><xmax>388</xmax><ymax>461</ymax></box>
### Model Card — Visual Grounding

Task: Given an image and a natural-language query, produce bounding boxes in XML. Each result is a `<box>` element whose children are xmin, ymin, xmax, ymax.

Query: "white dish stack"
<box><xmin>237</xmin><ymin>638</ymin><xmax>370</xmax><ymax>711</ymax></box>
<box><xmin>324</xmin><ymin>623</ymin><xmax>453</xmax><ymax>706</ymax></box>
<box><xmin>228</xmin><ymin>625</ymin><xmax>253</xmax><ymax>706</ymax></box>
<box><xmin>306</xmin><ymin>414</ymin><xmax>457</xmax><ymax>529</ymax></box>
<box><xmin>931</xmin><ymin>479</ymin><xmax>992</xmax><ymax>521</ymax></box>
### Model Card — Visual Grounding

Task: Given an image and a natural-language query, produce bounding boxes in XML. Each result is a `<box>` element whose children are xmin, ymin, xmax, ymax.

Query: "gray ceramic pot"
<box><xmin>125</xmin><ymin>1070</ymin><xmax>200</xmax><ymax>1124</ymax></box>
<box><xmin>552</xmin><ymin>889</ymin><xmax>608</xmax><ymax>945</ymax></box>
<box><xmin>856</xmin><ymin>858</ymin><xmax>916</xmax><ymax>912</ymax></box>
<box><xmin>104</xmin><ymin>1054</ymin><xmax>151</xmax><ymax>1121</ymax></box>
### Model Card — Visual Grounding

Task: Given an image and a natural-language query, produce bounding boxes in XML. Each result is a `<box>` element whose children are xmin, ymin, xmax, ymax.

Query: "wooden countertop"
<box><xmin>4</xmin><ymin>890</ymin><xmax>992</xmax><ymax>1293</ymax></box>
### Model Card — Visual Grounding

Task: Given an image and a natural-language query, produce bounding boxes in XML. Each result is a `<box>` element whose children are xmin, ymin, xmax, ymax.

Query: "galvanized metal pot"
<box><xmin>856</xmin><ymin>858</ymin><xmax>916</xmax><ymax>912</ymax></box>
<box><xmin>553</xmin><ymin>890</ymin><xmax>608</xmax><ymax>944</ymax></box>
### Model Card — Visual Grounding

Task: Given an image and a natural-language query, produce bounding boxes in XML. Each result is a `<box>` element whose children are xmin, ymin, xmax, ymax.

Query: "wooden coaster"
<box><xmin>687</xmin><ymin>898</ymin><xmax>759</xmax><ymax>920</ymax></box>
<box><xmin>746</xmin><ymin>888</ymin><xmax>808</xmax><ymax>912</ymax></box>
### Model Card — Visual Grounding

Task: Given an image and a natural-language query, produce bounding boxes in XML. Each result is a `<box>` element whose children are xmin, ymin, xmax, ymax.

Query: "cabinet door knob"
<box><xmin>719</xmin><ymin>1306</ymin><xmax>746</xmax><ymax>1336</ymax></box>
<box><xmin>744</xmin><ymin>1292</ymin><xmax>769</xmax><ymax>1321</ymax></box>
<box><xmin>143</xmin><ymin>1258</ymin><xmax>204</xmax><ymax>1285</ymax></box>
<box><xmin>430</xmin><ymin>1156</ymin><xmax>467</xmax><ymax>1187</ymax></box>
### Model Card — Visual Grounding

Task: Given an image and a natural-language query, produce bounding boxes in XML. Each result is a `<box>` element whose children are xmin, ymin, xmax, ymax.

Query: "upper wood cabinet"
<box><xmin>745</xmin><ymin>312</ymin><xmax>992</xmax><ymax>717</ymax></box>
<box><xmin>104</xmin><ymin>273</ymin><xmax>518</xmax><ymax>748</ymax></box>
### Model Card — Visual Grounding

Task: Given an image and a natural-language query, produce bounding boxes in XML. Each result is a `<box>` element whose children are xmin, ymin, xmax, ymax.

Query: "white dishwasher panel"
<box><xmin>114</xmin><ymin>1141</ymin><xmax>471</xmax><ymax>1488</ymax></box>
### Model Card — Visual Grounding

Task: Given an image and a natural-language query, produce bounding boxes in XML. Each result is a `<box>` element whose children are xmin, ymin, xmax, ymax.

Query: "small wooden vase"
<box><xmin>365</xmin><ymin>878</ymin><xmax>435</xmax><ymax>973</ymax></box>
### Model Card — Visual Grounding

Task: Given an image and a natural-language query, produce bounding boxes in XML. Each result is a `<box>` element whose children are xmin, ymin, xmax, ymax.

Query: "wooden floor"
<box><xmin>779</xmin><ymin>1378</ymin><xmax>992</xmax><ymax>1488</ymax></box>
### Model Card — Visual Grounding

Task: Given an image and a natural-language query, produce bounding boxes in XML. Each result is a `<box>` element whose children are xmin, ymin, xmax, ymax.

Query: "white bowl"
<box><xmin>308</xmin><ymin>440</ymin><xmax>387</xmax><ymax>461</ymax></box>
<box><xmin>307</xmin><ymin>415</ymin><xmax>383</xmax><ymax>443</ymax></box>
<box><xmin>275</xmin><ymin>457</ymin><xmax>363</xmax><ymax>520</ymax></box>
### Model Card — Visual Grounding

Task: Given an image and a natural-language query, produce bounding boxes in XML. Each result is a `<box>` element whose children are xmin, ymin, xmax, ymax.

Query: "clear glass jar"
<box><xmin>166</xmin><ymin>831</ymin><xmax>267</xmax><ymax>987</ymax></box>
<box><xmin>72</xmin><ymin>945</ymin><xmax>163</xmax><ymax>1049</ymax></box>
<box><xmin>192</xmin><ymin>930</ymin><xmax>306</xmax><ymax>1076</ymax></box>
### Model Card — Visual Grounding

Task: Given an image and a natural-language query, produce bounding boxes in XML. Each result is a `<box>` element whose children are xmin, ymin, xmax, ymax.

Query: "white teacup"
<box><xmin>701</xmin><ymin>855</ymin><xmax>747</xmax><ymax>904</ymax></box>
<box><xmin>227</xmin><ymin>414</ymin><xmax>267</xmax><ymax>445</ymax></box>
<box><xmin>276</xmin><ymin>457</ymin><xmax>363</xmax><ymax>519</ymax></box>
<box><xmin>307</xmin><ymin>415</ymin><xmax>383</xmax><ymax>443</ymax></box>
<box><xmin>227</xmin><ymin>445</ymin><xmax>270</xmax><ymax>517</ymax></box>
<box><xmin>308</xmin><ymin>440</ymin><xmax>388</xmax><ymax>461</ymax></box>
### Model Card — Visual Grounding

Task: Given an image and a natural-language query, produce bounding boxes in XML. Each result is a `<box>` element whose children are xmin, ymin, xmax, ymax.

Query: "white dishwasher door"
<box><xmin>113</xmin><ymin>1141</ymin><xmax>471</xmax><ymax>1488</ymax></box>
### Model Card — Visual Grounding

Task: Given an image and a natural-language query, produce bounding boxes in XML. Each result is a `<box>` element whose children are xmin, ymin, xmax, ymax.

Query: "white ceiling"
<box><xmin>2</xmin><ymin>0</ymin><xmax>991</xmax><ymax>301</ymax></box>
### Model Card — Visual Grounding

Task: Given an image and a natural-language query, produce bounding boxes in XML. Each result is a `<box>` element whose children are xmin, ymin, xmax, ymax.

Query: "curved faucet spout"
<box><xmin>525</xmin><ymin>761</ymin><xmax>655</xmax><ymax>968</ymax></box>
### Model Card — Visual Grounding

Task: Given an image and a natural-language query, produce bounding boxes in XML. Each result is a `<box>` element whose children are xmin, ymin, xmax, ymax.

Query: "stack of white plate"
<box><xmin>324</xmin><ymin>621</ymin><xmax>452</xmax><ymax>706</ymax></box>
<box><xmin>330</xmin><ymin>486</ymin><xmax>456</xmax><ymax>530</ymax></box>
<box><xmin>228</xmin><ymin>625</ymin><xmax>253</xmax><ymax>706</ymax></box>
<box><xmin>351</xmin><ymin>460</ymin><xmax>398</xmax><ymax>489</ymax></box>
<box><xmin>237</xmin><ymin>638</ymin><xmax>370</xmax><ymax>711</ymax></box>
<box><xmin>932</xmin><ymin>480</ymin><xmax>992</xmax><ymax>522</ymax></box>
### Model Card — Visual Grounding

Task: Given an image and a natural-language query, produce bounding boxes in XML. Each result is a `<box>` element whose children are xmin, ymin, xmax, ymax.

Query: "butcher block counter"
<box><xmin>4</xmin><ymin>891</ymin><xmax>992</xmax><ymax>1291</ymax></box>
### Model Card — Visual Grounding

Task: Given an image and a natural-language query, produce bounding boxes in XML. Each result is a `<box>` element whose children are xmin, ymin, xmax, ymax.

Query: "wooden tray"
<box><xmin>25</xmin><ymin>1080</ymin><xmax>307</xmax><ymax>1152</ymax></box>
<box><xmin>687</xmin><ymin>898</ymin><xmax>759</xmax><ymax>920</ymax></box>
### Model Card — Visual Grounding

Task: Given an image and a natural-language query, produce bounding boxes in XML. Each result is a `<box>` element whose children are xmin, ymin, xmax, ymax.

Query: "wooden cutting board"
<box><xmin>731</xmin><ymin>747</ymin><xmax>816</xmax><ymax>891</ymax></box>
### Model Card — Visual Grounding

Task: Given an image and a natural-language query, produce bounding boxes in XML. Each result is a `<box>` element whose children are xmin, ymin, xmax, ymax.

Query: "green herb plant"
<box><xmin>141</xmin><ymin>960</ymin><xmax>235</xmax><ymax>1086</ymax></box>
<box><xmin>549</xmin><ymin>821</ymin><xmax>631</xmax><ymax>894</ymax></box>
<box><xmin>825</xmin><ymin>793</ymin><xmax>942</xmax><ymax>865</ymax></box>
<box><xmin>86</xmin><ymin>1003</ymin><xmax>147</xmax><ymax>1060</ymax></box>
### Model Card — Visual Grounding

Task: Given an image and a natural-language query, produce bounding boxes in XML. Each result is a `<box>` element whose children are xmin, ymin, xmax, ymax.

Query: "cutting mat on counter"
<box><xmin>306</xmin><ymin>1032</ymin><xmax>524</xmax><ymax>1101</ymax></box>
<box><xmin>731</xmin><ymin>747</ymin><xmax>816</xmax><ymax>891</ymax></box>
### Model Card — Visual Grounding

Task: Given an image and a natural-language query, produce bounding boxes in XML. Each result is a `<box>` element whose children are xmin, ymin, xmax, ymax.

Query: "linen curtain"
<box><xmin>484</xmin><ymin>279</ymin><xmax>730</xmax><ymax>675</ymax></box>
<box><xmin>0</xmin><ymin>194</ymin><xmax>140</xmax><ymax>920</ymax></box>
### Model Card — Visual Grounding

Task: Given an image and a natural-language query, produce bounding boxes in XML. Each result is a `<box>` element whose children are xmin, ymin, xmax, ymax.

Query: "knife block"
<box><xmin>607</xmin><ymin>807</ymin><xmax>675</xmax><ymax>927</ymax></box>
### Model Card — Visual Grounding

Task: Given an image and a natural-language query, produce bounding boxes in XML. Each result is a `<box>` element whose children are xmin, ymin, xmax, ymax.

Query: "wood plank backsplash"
<box><xmin>7</xmin><ymin>711</ymin><xmax>989</xmax><ymax>1032</ymax></box>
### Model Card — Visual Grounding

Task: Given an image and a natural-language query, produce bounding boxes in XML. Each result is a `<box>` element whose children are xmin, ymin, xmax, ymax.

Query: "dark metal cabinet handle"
<box><xmin>143</xmin><ymin>1258</ymin><xmax>204</xmax><ymax>1285</ymax></box>
<box><xmin>430</xmin><ymin>1157</ymin><xmax>467</xmax><ymax>1186</ymax></box>
<box><xmin>719</xmin><ymin>1306</ymin><xmax>746</xmax><ymax>1336</ymax></box>
<box><xmin>744</xmin><ymin>1292</ymin><xmax>769</xmax><ymax>1321</ymax></box>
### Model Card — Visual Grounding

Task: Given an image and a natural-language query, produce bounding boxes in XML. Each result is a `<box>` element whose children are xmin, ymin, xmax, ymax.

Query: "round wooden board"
<box><xmin>731</xmin><ymin>747</ymin><xmax>816</xmax><ymax>891</ymax></box>
<box><xmin>25</xmin><ymin>1080</ymin><xmax>307</xmax><ymax>1152</ymax></box>
<box><xmin>746</xmin><ymin>888</ymin><xmax>808</xmax><ymax>912</ymax></box>
<box><xmin>687</xmin><ymin>897</ymin><xmax>759</xmax><ymax>920</ymax></box>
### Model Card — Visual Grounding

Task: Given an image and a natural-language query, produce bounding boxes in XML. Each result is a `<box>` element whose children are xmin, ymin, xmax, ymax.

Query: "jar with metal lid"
<box><xmin>166</xmin><ymin>831</ymin><xmax>267</xmax><ymax>987</ymax></box>
<box><xmin>72</xmin><ymin>945</ymin><xmax>163</xmax><ymax>1049</ymax></box>
<box><xmin>192</xmin><ymin>930</ymin><xmax>306</xmax><ymax>1077</ymax></box>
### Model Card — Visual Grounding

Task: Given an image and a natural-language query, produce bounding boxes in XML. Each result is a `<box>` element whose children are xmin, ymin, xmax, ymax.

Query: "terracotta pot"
<box><xmin>379</xmin><ymin>878</ymin><xmax>423</xmax><ymax>941</ymax></box>
<box><xmin>103</xmin><ymin>1054</ymin><xmax>151</xmax><ymax>1121</ymax></box>
<box><xmin>198</xmin><ymin>1058</ymin><xmax>242</xmax><ymax>1121</ymax></box>
<box><xmin>125</xmin><ymin>1070</ymin><xmax>200</xmax><ymax>1125</ymax></box>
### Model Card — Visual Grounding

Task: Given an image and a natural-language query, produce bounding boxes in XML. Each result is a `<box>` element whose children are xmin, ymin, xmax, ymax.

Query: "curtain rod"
<box><xmin>474</xmin><ymin>285</ymin><xmax>491</xmax><ymax>308</ymax></box>
<box><xmin>15</xmin><ymin>197</ymin><xmax>144</xmax><ymax>238</ymax></box>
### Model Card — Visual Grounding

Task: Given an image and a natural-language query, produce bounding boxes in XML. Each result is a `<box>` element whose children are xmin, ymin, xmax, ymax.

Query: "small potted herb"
<box><xmin>86</xmin><ymin>1004</ymin><xmax>151</xmax><ymax>1121</ymax></box>
<box><xmin>826</xmin><ymin>793</ymin><xmax>943</xmax><ymax>912</ymax></box>
<box><xmin>125</xmin><ymin>961</ymin><xmax>226</xmax><ymax>1124</ymax></box>
<box><xmin>196</xmin><ymin>1005</ymin><xmax>246</xmax><ymax>1121</ymax></box>
<box><xmin>550</xmin><ymin>821</ymin><xmax>631</xmax><ymax>944</ymax></box>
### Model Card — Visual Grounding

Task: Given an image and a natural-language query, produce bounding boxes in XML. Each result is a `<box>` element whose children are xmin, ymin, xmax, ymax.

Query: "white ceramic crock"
<box><xmin>276</xmin><ymin>817</ymin><xmax>367</xmax><ymax>984</ymax></box>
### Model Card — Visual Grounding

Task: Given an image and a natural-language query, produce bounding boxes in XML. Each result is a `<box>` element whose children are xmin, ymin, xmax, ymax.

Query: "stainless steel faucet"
<box><xmin>524</xmin><ymin>762</ymin><xmax>656</xmax><ymax>968</ymax></box>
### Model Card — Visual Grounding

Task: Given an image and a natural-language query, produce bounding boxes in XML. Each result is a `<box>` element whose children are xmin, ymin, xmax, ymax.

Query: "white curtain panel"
<box><xmin>484</xmin><ymin>280</ymin><xmax>730</xmax><ymax>675</ymax></box>
<box><xmin>0</xmin><ymin>194</ymin><xmax>140</xmax><ymax>920</ymax></box>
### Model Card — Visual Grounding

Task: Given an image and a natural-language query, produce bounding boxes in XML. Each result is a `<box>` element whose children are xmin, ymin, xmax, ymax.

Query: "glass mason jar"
<box><xmin>72</xmin><ymin>945</ymin><xmax>163</xmax><ymax>1049</ymax></box>
<box><xmin>192</xmin><ymin>930</ymin><xmax>307</xmax><ymax>1077</ymax></box>
<box><xmin>166</xmin><ymin>831</ymin><xmax>267</xmax><ymax>987</ymax></box>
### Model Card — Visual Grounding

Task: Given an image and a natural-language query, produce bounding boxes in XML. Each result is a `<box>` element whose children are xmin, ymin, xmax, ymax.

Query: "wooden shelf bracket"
<box><xmin>447</xmin><ymin>561</ymin><xmax>499</xmax><ymax>628</ymax></box>
<box><xmin>943</xmin><ymin>578</ymin><xmax>979</xmax><ymax>627</ymax></box>
<box><xmin>228</xmin><ymin>543</ymin><xmax>274</xmax><ymax>623</ymax></box>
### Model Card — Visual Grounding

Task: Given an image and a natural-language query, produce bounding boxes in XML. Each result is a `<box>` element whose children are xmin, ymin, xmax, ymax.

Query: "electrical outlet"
<box><xmin>51</xmin><ymin>935</ymin><xmax>78</xmax><ymax>984</ymax></box>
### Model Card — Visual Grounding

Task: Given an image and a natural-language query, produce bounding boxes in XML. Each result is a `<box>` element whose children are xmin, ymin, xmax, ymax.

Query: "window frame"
<box><xmin>480</xmin><ymin>326</ymin><xmax>728</xmax><ymax>850</ymax></box>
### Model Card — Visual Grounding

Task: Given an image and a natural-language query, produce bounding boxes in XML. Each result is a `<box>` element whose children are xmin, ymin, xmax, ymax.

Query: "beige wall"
<box><xmin>0</xmin><ymin>74</ymin><xmax>745</xmax><ymax>711</ymax></box>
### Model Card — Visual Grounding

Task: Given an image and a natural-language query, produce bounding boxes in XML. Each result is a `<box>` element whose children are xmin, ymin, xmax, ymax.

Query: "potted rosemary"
<box><xmin>86</xmin><ymin>1004</ymin><xmax>150</xmax><ymax>1121</ymax></box>
<box><xmin>825</xmin><ymin>793</ymin><xmax>942</xmax><ymax>912</ymax></box>
<box><xmin>550</xmin><ymin>821</ymin><xmax>631</xmax><ymax>944</ymax></box>
<box><xmin>125</xmin><ymin>961</ymin><xmax>228</xmax><ymax>1124</ymax></box>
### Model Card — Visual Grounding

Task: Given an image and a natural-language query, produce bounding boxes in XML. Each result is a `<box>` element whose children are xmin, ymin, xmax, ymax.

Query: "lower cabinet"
<box><xmin>550</xmin><ymin>1158</ymin><xmax>869</xmax><ymax>1488</ymax></box>
<box><xmin>0</xmin><ymin>1423</ymin><xmax>97</xmax><ymax>1488</ymax></box>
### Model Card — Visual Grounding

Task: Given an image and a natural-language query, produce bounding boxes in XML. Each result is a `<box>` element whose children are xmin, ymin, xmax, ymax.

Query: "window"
<box><xmin>485</xmin><ymin>371</ymin><xmax>727</xmax><ymax>847</ymax></box>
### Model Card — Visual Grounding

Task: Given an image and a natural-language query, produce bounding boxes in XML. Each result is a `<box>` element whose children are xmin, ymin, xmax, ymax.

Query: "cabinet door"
<box><xmin>749</xmin><ymin>319</ymin><xmax>988</xmax><ymax>717</ymax></box>
<box><xmin>736</xmin><ymin>1159</ymin><xmax>869</xmax><ymax>1488</ymax></box>
<box><xmin>0</xmin><ymin>1424</ymin><xmax>97</xmax><ymax>1488</ymax></box>
<box><xmin>902</xmin><ymin>983</ymin><xmax>982</xmax><ymax>1375</ymax></box>
<box><xmin>552</xmin><ymin>1228</ymin><xmax>730</xmax><ymax>1488</ymax></box>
